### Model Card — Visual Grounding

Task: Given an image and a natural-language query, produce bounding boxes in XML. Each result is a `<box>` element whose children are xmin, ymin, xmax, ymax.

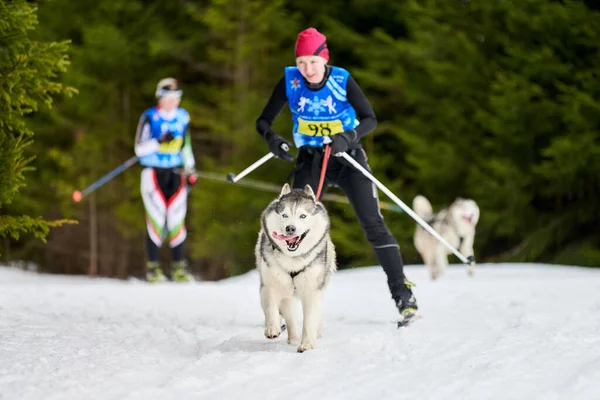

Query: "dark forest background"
<box><xmin>2</xmin><ymin>0</ymin><xmax>599</xmax><ymax>280</ymax></box>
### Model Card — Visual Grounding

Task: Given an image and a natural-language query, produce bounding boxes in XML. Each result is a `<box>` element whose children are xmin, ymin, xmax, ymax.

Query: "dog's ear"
<box><xmin>279</xmin><ymin>183</ymin><xmax>292</xmax><ymax>197</ymax></box>
<box><xmin>304</xmin><ymin>184</ymin><xmax>316</xmax><ymax>201</ymax></box>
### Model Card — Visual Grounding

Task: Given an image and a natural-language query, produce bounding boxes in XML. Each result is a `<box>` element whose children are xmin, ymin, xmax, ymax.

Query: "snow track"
<box><xmin>1</xmin><ymin>263</ymin><xmax>599</xmax><ymax>399</ymax></box>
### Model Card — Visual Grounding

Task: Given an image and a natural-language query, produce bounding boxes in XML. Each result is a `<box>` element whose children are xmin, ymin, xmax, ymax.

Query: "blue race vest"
<box><xmin>285</xmin><ymin>66</ymin><xmax>359</xmax><ymax>148</ymax></box>
<box><xmin>139</xmin><ymin>107</ymin><xmax>190</xmax><ymax>168</ymax></box>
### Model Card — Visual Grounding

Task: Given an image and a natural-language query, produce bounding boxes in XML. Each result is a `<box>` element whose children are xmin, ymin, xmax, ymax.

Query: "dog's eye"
<box><xmin>282</xmin><ymin>214</ymin><xmax>288</xmax><ymax>218</ymax></box>
<box><xmin>300</xmin><ymin>214</ymin><xmax>307</xmax><ymax>219</ymax></box>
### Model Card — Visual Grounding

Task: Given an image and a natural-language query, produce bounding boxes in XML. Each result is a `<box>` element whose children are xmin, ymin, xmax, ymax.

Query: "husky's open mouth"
<box><xmin>272</xmin><ymin>230</ymin><xmax>309</xmax><ymax>252</ymax></box>
<box><xmin>461</xmin><ymin>215</ymin><xmax>473</xmax><ymax>224</ymax></box>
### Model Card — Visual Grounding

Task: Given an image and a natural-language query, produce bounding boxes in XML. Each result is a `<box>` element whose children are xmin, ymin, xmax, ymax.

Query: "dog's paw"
<box><xmin>467</xmin><ymin>264</ymin><xmax>475</xmax><ymax>277</ymax></box>
<box><xmin>287</xmin><ymin>332</ymin><xmax>300</xmax><ymax>344</ymax></box>
<box><xmin>264</xmin><ymin>325</ymin><xmax>281</xmax><ymax>339</ymax></box>
<box><xmin>297</xmin><ymin>341</ymin><xmax>315</xmax><ymax>353</ymax></box>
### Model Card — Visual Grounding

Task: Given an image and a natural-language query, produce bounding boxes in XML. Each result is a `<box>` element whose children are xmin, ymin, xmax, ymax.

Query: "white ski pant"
<box><xmin>140</xmin><ymin>167</ymin><xmax>188</xmax><ymax>248</ymax></box>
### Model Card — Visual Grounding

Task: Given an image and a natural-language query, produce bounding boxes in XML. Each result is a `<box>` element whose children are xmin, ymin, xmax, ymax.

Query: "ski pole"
<box><xmin>72</xmin><ymin>156</ymin><xmax>139</xmax><ymax>202</ymax></box>
<box><xmin>183</xmin><ymin>169</ymin><xmax>404</xmax><ymax>213</ymax></box>
<box><xmin>338</xmin><ymin>151</ymin><xmax>474</xmax><ymax>266</ymax></box>
<box><xmin>227</xmin><ymin>143</ymin><xmax>290</xmax><ymax>183</ymax></box>
<box><xmin>227</xmin><ymin>153</ymin><xmax>274</xmax><ymax>183</ymax></box>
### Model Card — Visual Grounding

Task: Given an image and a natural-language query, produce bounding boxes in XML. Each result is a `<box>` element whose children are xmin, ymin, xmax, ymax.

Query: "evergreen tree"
<box><xmin>354</xmin><ymin>0</ymin><xmax>600</xmax><ymax>265</ymax></box>
<box><xmin>0</xmin><ymin>0</ymin><xmax>74</xmax><ymax>246</ymax></box>
<box><xmin>154</xmin><ymin>0</ymin><xmax>302</xmax><ymax>277</ymax></box>
<box><xmin>10</xmin><ymin>0</ymin><xmax>196</xmax><ymax>274</ymax></box>
<box><xmin>4</xmin><ymin>0</ymin><xmax>598</xmax><ymax>276</ymax></box>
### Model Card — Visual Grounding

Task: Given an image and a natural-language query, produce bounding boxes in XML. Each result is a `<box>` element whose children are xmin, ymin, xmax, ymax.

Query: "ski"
<box><xmin>397</xmin><ymin>313</ymin><xmax>422</xmax><ymax>328</ymax></box>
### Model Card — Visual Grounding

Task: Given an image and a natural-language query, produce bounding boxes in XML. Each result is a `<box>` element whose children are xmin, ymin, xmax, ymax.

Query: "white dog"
<box><xmin>255</xmin><ymin>183</ymin><xmax>336</xmax><ymax>352</ymax></box>
<box><xmin>413</xmin><ymin>195</ymin><xmax>480</xmax><ymax>280</ymax></box>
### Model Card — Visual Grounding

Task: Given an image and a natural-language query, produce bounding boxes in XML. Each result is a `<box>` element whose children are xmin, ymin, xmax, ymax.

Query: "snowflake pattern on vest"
<box><xmin>285</xmin><ymin>66</ymin><xmax>359</xmax><ymax>148</ymax></box>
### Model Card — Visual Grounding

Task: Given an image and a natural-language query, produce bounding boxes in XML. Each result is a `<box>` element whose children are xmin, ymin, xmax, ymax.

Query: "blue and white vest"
<box><xmin>285</xmin><ymin>66</ymin><xmax>359</xmax><ymax>148</ymax></box>
<box><xmin>138</xmin><ymin>107</ymin><xmax>191</xmax><ymax>168</ymax></box>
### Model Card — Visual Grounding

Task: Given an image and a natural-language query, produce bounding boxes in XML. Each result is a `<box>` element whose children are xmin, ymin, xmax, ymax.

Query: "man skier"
<box><xmin>134</xmin><ymin>78</ymin><xmax>196</xmax><ymax>283</ymax></box>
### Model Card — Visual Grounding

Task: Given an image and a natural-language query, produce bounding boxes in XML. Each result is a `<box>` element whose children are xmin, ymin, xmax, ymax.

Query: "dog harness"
<box><xmin>423</xmin><ymin>214</ymin><xmax>465</xmax><ymax>249</ymax></box>
<box><xmin>269</xmin><ymin>241</ymin><xmax>306</xmax><ymax>278</ymax></box>
<box><xmin>289</xmin><ymin>268</ymin><xmax>306</xmax><ymax>279</ymax></box>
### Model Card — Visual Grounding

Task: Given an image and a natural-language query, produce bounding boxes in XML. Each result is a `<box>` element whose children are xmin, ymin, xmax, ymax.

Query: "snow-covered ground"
<box><xmin>1</xmin><ymin>263</ymin><xmax>599</xmax><ymax>400</ymax></box>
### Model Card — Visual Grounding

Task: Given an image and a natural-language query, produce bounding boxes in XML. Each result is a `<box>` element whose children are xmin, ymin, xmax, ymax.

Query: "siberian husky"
<box><xmin>255</xmin><ymin>183</ymin><xmax>336</xmax><ymax>352</ymax></box>
<box><xmin>413</xmin><ymin>195</ymin><xmax>480</xmax><ymax>280</ymax></box>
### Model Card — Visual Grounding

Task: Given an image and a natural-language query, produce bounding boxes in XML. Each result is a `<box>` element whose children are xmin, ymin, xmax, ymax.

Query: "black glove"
<box><xmin>158</xmin><ymin>132</ymin><xmax>174</xmax><ymax>144</ymax></box>
<box><xmin>329</xmin><ymin>129</ymin><xmax>357</xmax><ymax>155</ymax></box>
<box><xmin>264</xmin><ymin>131</ymin><xmax>294</xmax><ymax>162</ymax></box>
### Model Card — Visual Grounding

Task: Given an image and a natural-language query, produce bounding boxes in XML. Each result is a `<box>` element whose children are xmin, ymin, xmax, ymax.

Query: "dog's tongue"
<box><xmin>272</xmin><ymin>231</ymin><xmax>297</xmax><ymax>241</ymax></box>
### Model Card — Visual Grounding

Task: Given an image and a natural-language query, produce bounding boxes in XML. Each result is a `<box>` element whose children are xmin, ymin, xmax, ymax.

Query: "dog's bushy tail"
<box><xmin>413</xmin><ymin>195</ymin><xmax>433</xmax><ymax>220</ymax></box>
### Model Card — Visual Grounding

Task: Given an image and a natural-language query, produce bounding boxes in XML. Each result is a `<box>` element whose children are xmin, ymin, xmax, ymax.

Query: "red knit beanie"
<box><xmin>295</xmin><ymin>28</ymin><xmax>329</xmax><ymax>61</ymax></box>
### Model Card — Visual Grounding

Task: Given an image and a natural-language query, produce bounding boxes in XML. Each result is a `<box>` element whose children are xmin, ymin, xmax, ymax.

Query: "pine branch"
<box><xmin>0</xmin><ymin>215</ymin><xmax>77</xmax><ymax>242</ymax></box>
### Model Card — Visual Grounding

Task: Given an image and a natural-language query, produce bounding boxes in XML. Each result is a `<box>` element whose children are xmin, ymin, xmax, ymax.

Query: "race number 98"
<box><xmin>308</xmin><ymin>123</ymin><xmax>332</xmax><ymax>136</ymax></box>
<box><xmin>298</xmin><ymin>118</ymin><xmax>343</xmax><ymax>137</ymax></box>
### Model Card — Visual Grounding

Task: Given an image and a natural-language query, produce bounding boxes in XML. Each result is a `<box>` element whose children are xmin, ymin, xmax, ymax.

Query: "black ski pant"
<box><xmin>291</xmin><ymin>145</ymin><xmax>409</xmax><ymax>303</ymax></box>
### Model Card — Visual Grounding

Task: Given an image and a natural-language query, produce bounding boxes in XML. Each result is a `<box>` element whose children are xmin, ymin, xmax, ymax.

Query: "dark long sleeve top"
<box><xmin>256</xmin><ymin>67</ymin><xmax>377</xmax><ymax>141</ymax></box>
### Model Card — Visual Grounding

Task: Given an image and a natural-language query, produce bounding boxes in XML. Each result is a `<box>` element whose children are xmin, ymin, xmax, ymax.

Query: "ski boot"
<box><xmin>146</xmin><ymin>261</ymin><xmax>167</xmax><ymax>283</ymax></box>
<box><xmin>395</xmin><ymin>279</ymin><xmax>418</xmax><ymax>327</ymax></box>
<box><xmin>171</xmin><ymin>260</ymin><xmax>194</xmax><ymax>282</ymax></box>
